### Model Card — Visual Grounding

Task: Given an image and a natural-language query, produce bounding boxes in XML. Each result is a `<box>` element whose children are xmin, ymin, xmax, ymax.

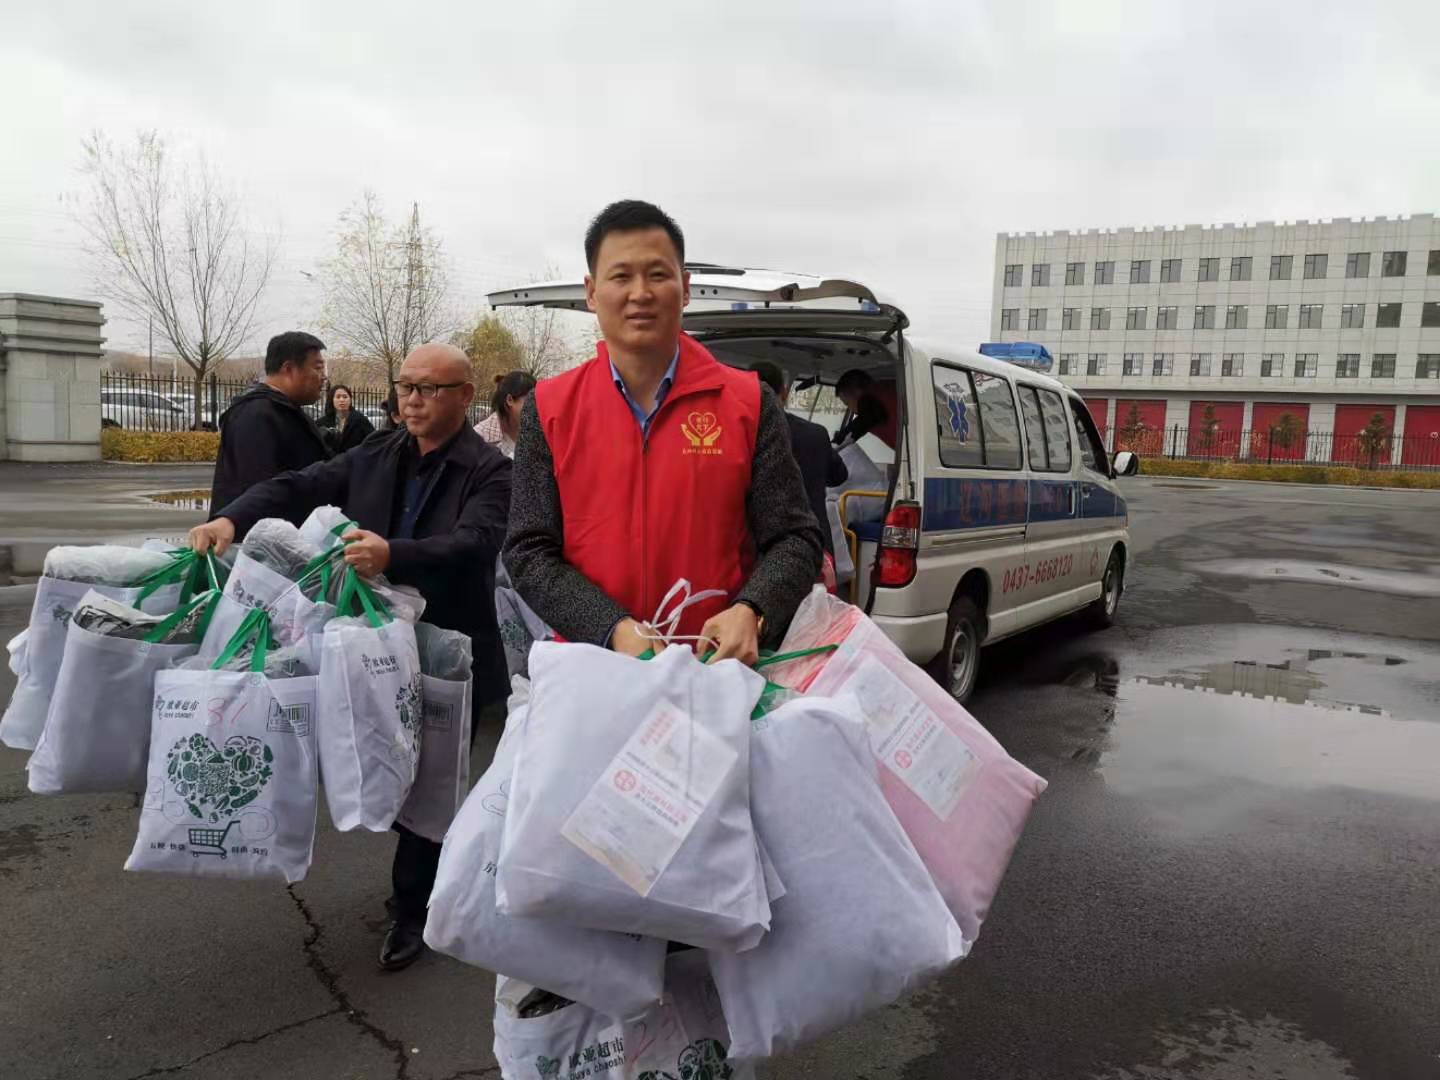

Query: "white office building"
<box><xmin>990</xmin><ymin>214</ymin><xmax>1440</xmax><ymax>465</ymax></box>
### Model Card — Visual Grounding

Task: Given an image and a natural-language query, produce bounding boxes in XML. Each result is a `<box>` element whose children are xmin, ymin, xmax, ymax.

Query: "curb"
<box><xmin>1138</xmin><ymin>474</ymin><xmax>1437</xmax><ymax>494</ymax></box>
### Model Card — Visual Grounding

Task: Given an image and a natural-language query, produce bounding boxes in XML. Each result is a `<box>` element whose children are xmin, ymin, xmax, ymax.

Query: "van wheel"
<box><xmin>1088</xmin><ymin>549</ymin><xmax>1123</xmax><ymax>628</ymax></box>
<box><xmin>930</xmin><ymin>596</ymin><xmax>983</xmax><ymax>704</ymax></box>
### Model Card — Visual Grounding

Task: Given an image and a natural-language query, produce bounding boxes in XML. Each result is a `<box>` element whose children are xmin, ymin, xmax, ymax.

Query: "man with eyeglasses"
<box><xmin>188</xmin><ymin>342</ymin><xmax>512</xmax><ymax>971</ymax></box>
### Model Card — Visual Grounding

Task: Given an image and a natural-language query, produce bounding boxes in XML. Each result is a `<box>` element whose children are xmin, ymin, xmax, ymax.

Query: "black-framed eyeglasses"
<box><xmin>392</xmin><ymin>381</ymin><xmax>466</xmax><ymax>399</ymax></box>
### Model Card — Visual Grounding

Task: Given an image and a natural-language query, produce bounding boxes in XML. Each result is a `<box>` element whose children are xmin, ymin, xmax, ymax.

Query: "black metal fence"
<box><xmin>100</xmin><ymin>373</ymin><xmax>491</xmax><ymax>433</ymax></box>
<box><xmin>1111</xmin><ymin>425</ymin><xmax>1440</xmax><ymax>470</ymax></box>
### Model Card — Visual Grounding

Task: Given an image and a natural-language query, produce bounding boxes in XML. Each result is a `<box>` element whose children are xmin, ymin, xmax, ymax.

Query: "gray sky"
<box><xmin>3</xmin><ymin>0</ymin><xmax>1437</xmax><ymax>355</ymax></box>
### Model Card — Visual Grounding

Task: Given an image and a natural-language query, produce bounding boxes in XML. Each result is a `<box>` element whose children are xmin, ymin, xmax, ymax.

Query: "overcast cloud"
<box><xmin>2</xmin><ymin>0</ymin><xmax>1438</xmax><ymax>354</ymax></box>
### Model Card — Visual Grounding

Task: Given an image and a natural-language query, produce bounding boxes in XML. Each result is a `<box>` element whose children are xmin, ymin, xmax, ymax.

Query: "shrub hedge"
<box><xmin>101</xmin><ymin>429</ymin><xmax>221</xmax><ymax>463</ymax></box>
<box><xmin>1138</xmin><ymin>457</ymin><xmax>1440</xmax><ymax>489</ymax></box>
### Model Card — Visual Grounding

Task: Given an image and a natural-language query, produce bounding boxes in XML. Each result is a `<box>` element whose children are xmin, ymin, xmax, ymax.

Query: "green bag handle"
<box><xmin>753</xmin><ymin>644</ymin><xmax>839</xmax><ymax>669</ymax></box>
<box><xmin>334</xmin><ymin>566</ymin><xmax>391</xmax><ymax>628</ymax></box>
<box><xmin>134</xmin><ymin>548</ymin><xmax>198</xmax><ymax>602</ymax></box>
<box><xmin>140</xmin><ymin>586</ymin><xmax>221</xmax><ymax>644</ymax></box>
<box><xmin>210</xmin><ymin>605</ymin><xmax>272</xmax><ymax>672</ymax></box>
<box><xmin>296</xmin><ymin>542</ymin><xmax>348</xmax><ymax>598</ymax></box>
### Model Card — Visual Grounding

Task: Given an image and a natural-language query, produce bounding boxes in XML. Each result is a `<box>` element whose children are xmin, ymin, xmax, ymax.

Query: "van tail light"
<box><xmin>876</xmin><ymin>501</ymin><xmax>921</xmax><ymax>588</ymax></box>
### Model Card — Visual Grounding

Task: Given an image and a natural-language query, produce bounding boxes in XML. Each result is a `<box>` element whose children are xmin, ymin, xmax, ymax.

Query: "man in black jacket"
<box><xmin>749</xmin><ymin>361</ymin><xmax>848</xmax><ymax>558</ymax></box>
<box><xmin>188</xmin><ymin>343</ymin><xmax>512</xmax><ymax>972</ymax></box>
<box><xmin>209</xmin><ymin>331</ymin><xmax>330</xmax><ymax>518</ymax></box>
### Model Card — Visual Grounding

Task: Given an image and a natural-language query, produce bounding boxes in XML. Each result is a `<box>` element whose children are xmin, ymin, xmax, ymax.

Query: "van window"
<box><xmin>1038</xmin><ymin>389</ymin><xmax>1073</xmax><ymax>472</ymax></box>
<box><xmin>1071</xmin><ymin>399</ymin><xmax>1109</xmax><ymax>475</ymax></box>
<box><xmin>970</xmin><ymin>371</ymin><xmax>1023</xmax><ymax>469</ymax></box>
<box><xmin>1019</xmin><ymin>387</ymin><xmax>1048</xmax><ymax>470</ymax></box>
<box><xmin>931</xmin><ymin>365</ymin><xmax>984</xmax><ymax>468</ymax></box>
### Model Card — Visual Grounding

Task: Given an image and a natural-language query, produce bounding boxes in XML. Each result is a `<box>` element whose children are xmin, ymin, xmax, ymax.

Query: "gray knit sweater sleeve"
<box><xmin>503</xmin><ymin>395</ymin><xmax>630</xmax><ymax>646</ymax></box>
<box><xmin>737</xmin><ymin>384</ymin><xmax>826</xmax><ymax>646</ymax></box>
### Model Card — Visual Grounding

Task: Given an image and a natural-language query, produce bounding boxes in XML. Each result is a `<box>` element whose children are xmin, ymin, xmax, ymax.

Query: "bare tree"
<box><xmin>78</xmin><ymin>131</ymin><xmax>274</xmax><ymax>427</ymax></box>
<box><xmin>318</xmin><ymin>193</ymin><xmax>455</xmax><ymax>382</ymax></box>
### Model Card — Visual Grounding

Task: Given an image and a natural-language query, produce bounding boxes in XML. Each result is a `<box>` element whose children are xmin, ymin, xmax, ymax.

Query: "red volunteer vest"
<box><xmin>535</xmin><ymin>334</ymin><xmax>761</xmax><ymax>641</ymax></box>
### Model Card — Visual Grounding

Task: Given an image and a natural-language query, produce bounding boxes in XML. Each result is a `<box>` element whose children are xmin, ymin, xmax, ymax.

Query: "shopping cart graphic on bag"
<box><xmin>188</xmin><ymin>820</ymin><xmax>237</xmax><ymax>859</ymax></box>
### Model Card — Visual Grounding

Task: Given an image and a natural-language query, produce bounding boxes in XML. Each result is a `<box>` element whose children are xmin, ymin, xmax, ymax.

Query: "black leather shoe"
<box><xmin>379</xmin><ymin>920</ymin><xmax>426</xmax><ymax>971</ymax></box>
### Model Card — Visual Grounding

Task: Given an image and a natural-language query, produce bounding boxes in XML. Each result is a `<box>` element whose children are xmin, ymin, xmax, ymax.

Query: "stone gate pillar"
<box><xmin>0</xmin><ymin>294</ymin><xmax>106</xmax><ymax>462</ymax></box>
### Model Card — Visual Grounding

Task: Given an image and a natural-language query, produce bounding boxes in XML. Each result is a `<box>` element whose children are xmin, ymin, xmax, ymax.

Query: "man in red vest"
<box><xmin>504</xmin><ymin>200</ymin><xmax>823</xmax><ymax>663</ymax></box>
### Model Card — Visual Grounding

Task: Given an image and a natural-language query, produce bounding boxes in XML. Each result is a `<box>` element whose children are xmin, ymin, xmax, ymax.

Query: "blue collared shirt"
<box><xmin>610</xmin><ymin>348</ymin><xmax>680</xmax><ymax>438</ymax></box>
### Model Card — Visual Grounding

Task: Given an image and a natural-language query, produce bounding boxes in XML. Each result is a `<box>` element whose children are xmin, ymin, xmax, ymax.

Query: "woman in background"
<box><xmin>320</xmin><ymin>383</ymin><xmax>375</xmax><ymax>453</ymax></box>
<box><xmin>474</xmin><ymin>370</ymin><xmax>537</xmax><ymax>459</ymax></box>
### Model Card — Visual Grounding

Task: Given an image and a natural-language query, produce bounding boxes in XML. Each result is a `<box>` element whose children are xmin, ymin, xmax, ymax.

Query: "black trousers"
<box><xmin>387</xmin><ymin>692</ymin><xmax>506</xmax><ymax>925</ymax></box>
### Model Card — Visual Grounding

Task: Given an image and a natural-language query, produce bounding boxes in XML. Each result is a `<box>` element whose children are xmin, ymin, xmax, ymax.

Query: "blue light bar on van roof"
<box><xmin>979</xmin><ymin>342</ymin><xmax>1053</xmax><ymax>372</ymax></box>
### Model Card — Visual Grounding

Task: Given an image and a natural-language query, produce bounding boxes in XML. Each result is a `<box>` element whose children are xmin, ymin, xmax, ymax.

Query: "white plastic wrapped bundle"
<box><xmin>415</xmin><ymin>621</ymin><xmax>472</xmax><ymax>681</ymax></box>
<box><xmin>41</xmin><ymin>545</ymin><xmax>178</xmax><ymax>587</ymax></box>
<box><xmin>297</xmin><ymin>505</ymin><xmax>355</xmax><ymax>552</ymax></box>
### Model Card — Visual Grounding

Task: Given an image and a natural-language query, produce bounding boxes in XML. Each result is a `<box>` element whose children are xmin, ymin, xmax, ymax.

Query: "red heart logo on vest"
<box><xmin>688</xmin><ymin>411</ymin><xmax>717</xmax><ymax>436</ymax></box>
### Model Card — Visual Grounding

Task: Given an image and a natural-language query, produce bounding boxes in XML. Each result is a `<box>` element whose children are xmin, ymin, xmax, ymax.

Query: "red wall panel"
<box><xmin>1186</xmin><ymin>400</ymin><xmax>1244</xmax><ymax>457</ymax></box>
<box><xmin>1401</xmin><ymin>405</ymin><xmax>1440</xmax><ymax>467</ymax></box>
<box><xmin>1331</xmin><ymin>404</ymin><xmax>1396</xmax><ymax>465</ymax></box>
<box><xmin>1113</xmin><ymin>399</ymin><xmax>1168</xmax><ymax>455</ymax></box>
<box><xmin>1249</xmin><ymin>402</ymin><xmax>1311</xmax><ymax>461</ymax></box>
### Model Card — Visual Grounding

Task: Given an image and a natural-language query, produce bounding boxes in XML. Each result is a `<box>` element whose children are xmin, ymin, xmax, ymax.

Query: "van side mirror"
<box><xmin>1112</xmin><ymin>450</ymin><xmax>1140</xmax><ymax>477</ymax></box>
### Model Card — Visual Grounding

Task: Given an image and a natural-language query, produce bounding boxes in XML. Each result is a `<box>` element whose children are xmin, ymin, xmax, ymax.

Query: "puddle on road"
<box><xmin>1189</xmin><ymin>558</ymin><xmax>1440</xmax><ymax>598</ymax></box>
<box><xmin>1093</xmin><ymin>1008</ymin><xmax>1358</xmax><ymax>1080</ymax></box>
<box><xmin>144</xmin><ymin>489</ymin><xmax>211</xmax><ymax>512</ymax></box>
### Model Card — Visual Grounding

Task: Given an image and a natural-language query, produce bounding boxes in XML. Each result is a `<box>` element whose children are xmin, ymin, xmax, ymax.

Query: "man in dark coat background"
<box><xmin>749</xmin><ymin>360</ymin><xmax>848</xmax><ymax>558</ymax></box>
<box><xmin>209</xmin><ymin>330</ymin><xmax>330</xmax><ymax>518</ymax></box>
<box><xmin>189</xmin><ymin>343</ymin><xmax>512</xmax><ymax>972</ymax></box>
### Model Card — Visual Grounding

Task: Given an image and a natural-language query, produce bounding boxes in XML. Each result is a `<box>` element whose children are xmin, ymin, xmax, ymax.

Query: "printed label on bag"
<box><xmin>848</xmin><ymin>656</ymin><xmax>979</xmax><ymax>821</ymax></box>
<box><xmin>529</xmin><ymin>1025</ymin><xmax>624</xmax><ymax>1079</ymax></box>
<box><xmin>561</xmin><ymin>702</ymin><xmax>738</xmax><ymax>896</ymax></box>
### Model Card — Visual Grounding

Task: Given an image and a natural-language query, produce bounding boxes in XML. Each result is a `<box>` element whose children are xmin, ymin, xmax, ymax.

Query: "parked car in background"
<box><xmin>167</xmin><ymin>394</ymin><xmax>219</xmax><ymax>430</ymax></box>
<box><xmin>100</xmin><ymin>388</ymin><xmax>188</xmax><ymax>431</ymax></box>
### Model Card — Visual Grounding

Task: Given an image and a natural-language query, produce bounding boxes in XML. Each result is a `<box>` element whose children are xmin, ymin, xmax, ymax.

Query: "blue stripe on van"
<box><xmin>922</xmin><ymin>477</ymin><xmax>1028</xmax><ymax>532</ymax></box>
<box><xmin>1028</xmin><ymin>478</ymin><xmax>1077</xmax><ymax>523</ymax></box>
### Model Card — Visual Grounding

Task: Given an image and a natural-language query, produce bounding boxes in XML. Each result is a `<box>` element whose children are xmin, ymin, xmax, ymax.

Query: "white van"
<box><xmin>489</xmin><ymin>266</ymin><xmax>1139</xmax><ymax>702</ymax></box>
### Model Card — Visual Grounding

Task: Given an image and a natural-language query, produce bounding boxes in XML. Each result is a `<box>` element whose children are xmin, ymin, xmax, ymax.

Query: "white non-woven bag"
<box><xmin>491</xmin><ymin>952</ymin><xmax>754</xmax><ymax>1080</ymax></box>
<box><xmin>27</xmin><ymin>588</ymin><xmax>219</xmax><ymax>794</ymax></box>
<box><xmin>393</xmin><ymin>673</ymin><xmax>472</xmax><ymax>842</ymax></box>
<box><xmin>1</xmin><ymin>556</ymin><xmax>188</xmax><ymax>751</ymax></box>
<box><xmin>425</xmin><ymin>704</ymin><xmax>668</xmax><ymax>1019</ymax></box>
<box><xmin>706</xmin><ymin>695</ymin><xmax>967</xmax><ymax>1061</ymax></box>
<box><xmin>497</xmin><ymin>642</ymin><xmax>769</xmax><ymax>952</ymax></box>
<box><xmin>125</xmin><ymin>647</ymin><xmax>320</xmax><ymax>883</ymax></box>
<box><xmin>316</xmin><ymin>570</ymin><xmax>423</xmax><ymax>831</ymax></box>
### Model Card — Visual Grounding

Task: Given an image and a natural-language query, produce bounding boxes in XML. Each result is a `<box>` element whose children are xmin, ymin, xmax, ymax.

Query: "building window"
<box><xmin>1160</xmin><ymin>258</ymin><xmax>1182</xmax><ymax>283</ymax></box>
<box><xmin>1294</xmin><ymin>353</ymin><xmax>1318</xmax><ymax>378</ymax></box>
<box><xmin>1065</xmin><ymin>261</ymin><xmax>1084</xmax><ymax>286</ymax></box>
<box><xmin>1130</xmin><ymin>259</ymin><xmax>1151</xmax><ymax>284</ymax></box>
<box><xmin>1298</xmin><ymin>304</ymin><xmax>1323</xmax><ymax>329</ymax></box>
<box><xmin>1001</xmin><ymin>308</ymin><xmax>1018</xmax><ymax>330</ymax></box>
<box><xmin>1197</xmin><ymin>257</ymin><xmax>1220</xmax><ymax>282</ymax></box>
<box><xmin>1336</xmin><ymin>353</ymin><xmax>1360</xmax><ymax>378</ymax></box>
<box><xmin>1381</xmin><ymin>250</ymin><xmax>1407</xmax><ymax>277</ymax></box>
<box><xmin>1123</xmin><ymin>352</ymin><xmax>1143</xmax><ymax>376</ymax></box>
<box><xmin>1260</xmin><ymin>353</ymin><xmax>1284</xmax><ymax>377</ymax></box>
<box><xmin>1189</xmin><ymin>353</ymin><xmax>1212</xmax><ymax>376</ymax></box>
<box><xmin>1230</xmin><ymin>256</ymin><xmax>1252</xmax><ymax>281</ymax></box>
<box><xmin>1270</xmin><ymin>254</ymin><xmax>1293</xmax><ymax>280</ymax></box>
<box><xmin>1417</xmin><ymin>355</ymin><xmax>1440</xmax><ymax>379</ymax></box>
<box><xmin>1028</xmin><ymin>308</ymin><xmax>1048</xmax><ymax>331</ymax></box>
<box><xmin>1225</xmin><ymin>304</ymin><xmax>1248</xmax><ymax>329</ymax></box>
<box><xmin>1157</xmin><ymin>305</ymin><xmax>1179</xmax><ymax>330</ymax></box>
<box><xmin>1094</xmin><ymin>260</ymin><xmax>1115</xmax><ymax>285</ymax></box>
<box><xmin>1062</xmin><ymin>307</ymin><xmax>1081</xmax><ymax>330</ymax></box>
<box><xmin>1371</xmin><ymin>354</ymin><xmax>1396</xmax><ymax>378</ymax></box>
<box><xmin>1004</xmin><ymin>264</ymin><xmax>1023</xmax><ymax>287</ymax></box>
<box><xmin>1126</xmin><ymin>306</ymin><xmax>1147</xmax><ymax>330</ymax></box>
<box><xmin>1303</xmin><ymin>253</ymin><xmax>1328</xmax><ymax>279</ymax></box>
<box><xmin>1032</xmin><ymin>263</ymin><xmax>1051</xmax><ymax>287</ymax></box>
<box><xmin>1059</xmin><ymin>353</ymin><xmax>1077</xmax><ymax>375</ymax></box>
<box><xmin>1345</xmin><ymin>252</ymin><xmax>1370</xmax><ymax>278</ymax></box>
<box><xmin>1090</xmin><ymin>307</ymin><xmax>1111</xmax><ymax>330</ymax></box>
<box><xmin>1152</xmin><ymin>353</ymin><xmax>1174</xmax><ymax>376</ymax></box>
<box><xmin>1340</xmin><ymin>303</ymin><xmax>1365</xmax><ymax>329</ymax></box>
<box><xmin>1376</xmin><ymin>303</ymin><xmax>1402</xmax><ymax>328</ymax></box>
<box><xmin>1264</xmin><ymin>304</ymin><xmax>1289</xmax><ymax>329</ymax></box>
<box><xmin>1087</xmin><ymin>353</ymin><xmax>1107</xmax><ymax>375</ymax></box>
<box><xmin>1429</xmin><ymin>250</ymin><xmax>1440</xmax><ymax>275</ymax></box>
<box><xmin>1222</xmin><ymin>353</ymin><xmax>1245</xmax><ymax>377</ymax></box>
<box><xmin>1422</xmin><ymin>302</ymin><xmax>1440</xmax><ymax>328</ymax></box>
<box><xmin>1193</xmin><ymin>305</ymin><xmax>1216</xmax><ymax>330</ymax></box>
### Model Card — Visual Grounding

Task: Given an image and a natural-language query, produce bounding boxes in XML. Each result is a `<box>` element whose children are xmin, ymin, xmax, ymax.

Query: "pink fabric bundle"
<box><xmin>769</xmin><ymin>587</ymin><xmax>1047</xmax><ymax>949</ymax></box>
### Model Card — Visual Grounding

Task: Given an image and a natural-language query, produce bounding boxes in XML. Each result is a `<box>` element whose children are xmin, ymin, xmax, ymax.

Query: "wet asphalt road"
<box><xmin>1</xmin><ymin>471</ymin><xmax>1439</xmax><ymax>1079</ymax></box>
